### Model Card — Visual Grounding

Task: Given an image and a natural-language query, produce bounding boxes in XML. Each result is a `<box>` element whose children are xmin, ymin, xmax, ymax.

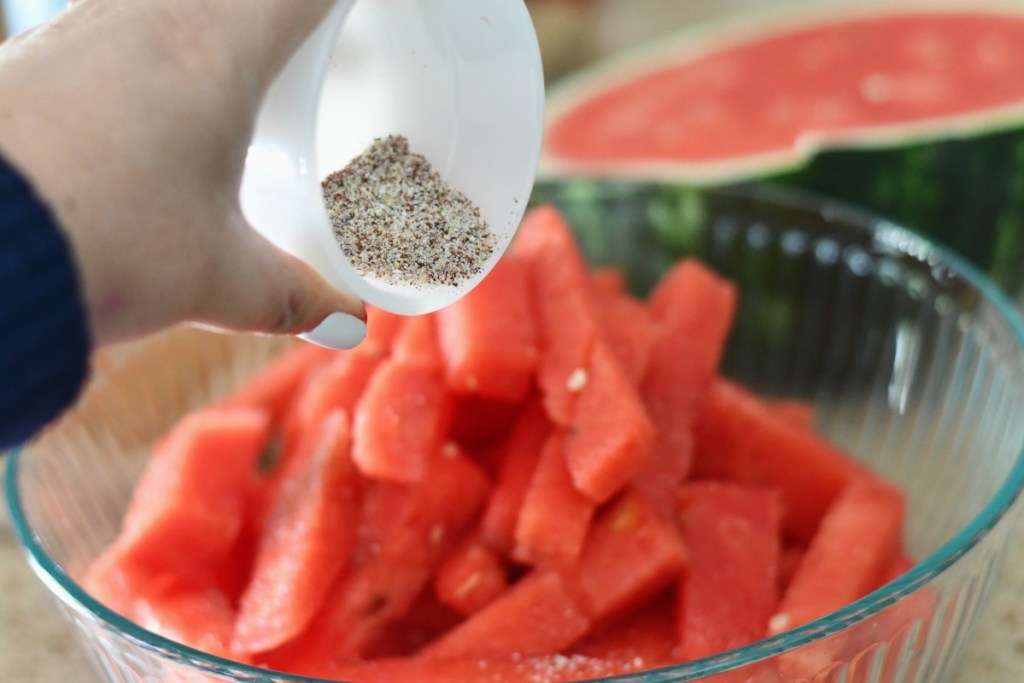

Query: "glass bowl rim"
<box><xmin>8</xmin><ymin>183</ymin><xmax>1024</xmax><ymax>682</ymax></box>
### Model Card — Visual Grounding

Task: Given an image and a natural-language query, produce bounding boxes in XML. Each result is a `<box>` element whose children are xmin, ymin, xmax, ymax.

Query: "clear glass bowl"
<box><xmin>8</xmin><ymin>181</ymin><xmax>1024</xmax><ymax>683</ymax></box>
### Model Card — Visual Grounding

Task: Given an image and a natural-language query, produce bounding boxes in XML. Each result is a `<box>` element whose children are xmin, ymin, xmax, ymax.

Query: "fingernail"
<box><xmin>300</xmin><ymin>312</ymin><xmax>368</xmax><ymax>349</ymax></box>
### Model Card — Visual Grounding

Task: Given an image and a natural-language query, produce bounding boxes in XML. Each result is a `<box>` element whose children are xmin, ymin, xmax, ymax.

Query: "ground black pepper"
<box><xmin>322</xmin><ymin>135</ymin><xmax>495</xmax><ymax>288</ymax></box>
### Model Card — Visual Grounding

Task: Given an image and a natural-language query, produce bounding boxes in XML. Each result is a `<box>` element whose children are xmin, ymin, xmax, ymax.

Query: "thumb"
<box><xmin>200</xmin><ymin>220</ymin><xmax>367</xmax><ymax>347</ymax></box>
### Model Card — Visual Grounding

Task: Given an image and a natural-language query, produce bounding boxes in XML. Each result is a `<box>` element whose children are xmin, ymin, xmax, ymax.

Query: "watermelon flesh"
<box><xmin>675</xmin><ymin>482</ymin><xmax>782</xmax><ymax>662</ymax></box>
<box><xmin>315</xmin><ymin>655</ymin><xmax>639</xmax><ymax>683</ymax></box>
<box><xmin>571</xmin><ymin>598</ymin><xmax>676</xmax><ymax>668</ymax></box>
<box><xmin>542</xmin><ymin>5</ymin><xmax>1024</xmax><ymax>295</ymax></box>
<box><xmin>546</xmin><ymin>10</ymin><xmax>1024</xmax><ymax>172</ymax></box>
<box><xmin>418</xmin><ymin>570</ymin><xmax>591</xmax><ymax>661</ymax></box>
<box><xmin>232</xmin><ymin>409</ymin><xmax>357</xmax><ymax>656</ymax></box>
<box><xmin>110</xmin><ymin>408</ymin><xmax>271</xmax><ymax>584</ymax></box>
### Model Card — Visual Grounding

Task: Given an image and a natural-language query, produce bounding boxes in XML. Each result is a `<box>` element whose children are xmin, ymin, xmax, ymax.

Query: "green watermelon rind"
<box><xmin>541</xmin><ymin>0</ymin><xmax>1024</xmax><ymax>184</ymax></box>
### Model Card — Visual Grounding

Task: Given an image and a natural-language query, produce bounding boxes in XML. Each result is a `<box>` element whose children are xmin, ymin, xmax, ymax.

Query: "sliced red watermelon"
<box><xmin>134</xmin><ymin>584</ymin><xmax>240</xmax><ymax>660</ymax></box>
<box><xmin>263</xmin><ymin>444</ymin><xmax>490</xmax><ymax>667</ymax></box>
<box><xmin>232</xmin><ymin>409</ymin><xmax>357</xmax><ymax>656</ymax></box>
<box><xmin>570</xmin><ymin>596</ymin><xmax>676</xmax><ymax>668</ymax></box>
<box><xmin>778</xmin><ymin>544</ymin><xmax>806</xmax><ymax>594</ymax></box>
<box><xmin>436</xmin><ymin>256</ymin><xmax>539</xmax><ymax>403</ymax></box>
<box><xmin>86</xmin><ymin>206</ymin><xmax>923</xmax><ymax>681</ymax></box>
<box><xmin>255</xmin><ymin>347</ymin><xmax>377</xmax><ymax>535</ymax></box>
<box><xmin>480</xmin><ymin>401</ymin><xmax>551</xmax><ymax>553</ymax></box>
<box><xmin>277</xmin><ymin>345</ymin><xmax>382</xmax><ymax>471</ymax></box>
<box><xmin>768</xmin><ymin>399</ymin><xmax>816</xmax><ymax>431</ymax></box>
<box><xmin>564</xmin><ymin>342</ymin><xmax>654</xmax><ymax>504</ymax></box>
<box><xmin>417</xmin><ymin>569</ymin><xmax>591</xmax><ymax>661</ymax></box>
<box><xmin>772</xmin><ymin>477</ymin><xmax>905</xmax><ymax>678</ymax></box>
<box><xmin>392</xmin><ymin>314</ymin><xmax>443</xmax><ymax>371</ymax></box>
<box><xmin>772</xmin><ymin>477</ymin><xmax>906</xmax><ymax>635</ymax></box>
<box><xmin>82</xmin><ymin>550</ymin><xmax>135</xmax><ymax>618</ymax></box>
<box><xmin>216</xmin><ymin>490</ymin><xmax>263</xmax><ymax>608</ymax></box>
<box><xmin>638</xmin><ymin>259</ymin><xmax>736</xmax><ymax>510</ymax></box>
<box><xmin>112</xmin><ymin>408</ymin><xmax>271</xmax><ymax>583</ymax></box>
<box><xmin>448</xmin><ymin>394</ymin><xmax>524</xmax><ymax>455</ymax></box>
<box><xmin>304</xmin><ymin>654</ymin><xmax>639</xmax><ymax>683</ymax></box>
<box><xmin>512</xmin><ymin>431</ymin><xmax>596</xmax><ymax>568</ymax></box>
<box><xmin>82</xmin><ymin>546</ymin><xmax>174</xmax><ymax>620</ymax></box>
<box><xmin>218</xmin><ymin>343</ymin><xmax>333</xmax><ymax>423</ymax></box>
<box><xmin>675</xmin><ymin>482</ymin><xmax>782</xmax><ymax>662</ymax></box>
<box><xmin>509</xmin><ymin>205</ymin><xmax>598</xmax><ymax>426</ymax></box>
<box><xmin>364</xmin><ymin>590</ymin><xmax>464</xmax><ymax>659</ymax></box>
<box><xmin>364</xmin><ymin>305</ymin><xmax>404</xmax><ymax>353</ymax></box>
<box><xmin>588</xmin><ymin>267</ymin><xmax>627</xmax><ymax>295</ymax></box>
<box><xmin>692</xmin><ymin>378</ymin><xmax>864</xmax><ymax>542</ymax></box>
<box><xmin>590</xmin><ymin>285</ymin><xmax>657</xmax><ymax>387</ymax></box>
<box><xmin>352</xmin><ymin>359</ymin><xmax>453</xmax><ymax>482</ymax></box>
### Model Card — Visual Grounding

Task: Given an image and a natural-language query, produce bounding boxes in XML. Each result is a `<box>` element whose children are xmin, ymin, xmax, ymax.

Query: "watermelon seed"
<box><xmin>768</xmin><ymin>612</ymin><xmax>791</xmax><ymax>634</ymax></box>
<box><xmin>455</xmin><ymin>571</ymin><xmax>483</xmax><ymax>599</ymax></box>
<box><xmin>363</xmin><ymin>594</ymin><xmax>388</xmax><ymax>616</ymax></box>
<box><xmin>257</xmin><ymin>433</ymin><xmax>283</xmax><ymax>473</ymax></box>
<box><xmin>566</xmin><ymin>368</ymin><xmax>588</xmax><ymax>392</ymax></box>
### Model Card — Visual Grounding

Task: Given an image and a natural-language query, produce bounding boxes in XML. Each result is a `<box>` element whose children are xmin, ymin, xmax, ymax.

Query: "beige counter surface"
<box><xmin>1</xmin><ymin>481</ymin><xmax>1023</xmax><ymax>682</ymax></box>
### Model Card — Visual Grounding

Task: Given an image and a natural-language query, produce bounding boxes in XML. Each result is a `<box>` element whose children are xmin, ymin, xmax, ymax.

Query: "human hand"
<box><xmin>0</xmin><ymin>0</ymin><xmax>366</xmax><ymax>346</ymax></box>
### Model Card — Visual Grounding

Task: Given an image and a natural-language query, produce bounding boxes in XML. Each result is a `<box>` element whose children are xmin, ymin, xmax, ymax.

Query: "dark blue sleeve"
<box><xmin>0</xmin><ymin>153</ymin><xmax>92</xmax><ymax>451</ymax></box>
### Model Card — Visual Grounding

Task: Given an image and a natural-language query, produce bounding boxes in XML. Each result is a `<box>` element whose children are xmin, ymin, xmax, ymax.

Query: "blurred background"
<box><xmin>0</xmin><ymin>0</ymin><xmax>760</xmax><ymax>69</ymax></box>
<box><xmin>0</xmin><ymin>0</ymin><xmax>64</xmax><ymax>37</ymax></box>
<box><xmin>2</xmin><ymin>0</ymin><xmax>761</xmax><ymax>57</ymax></box>
<box><xmin>527</xmin><ymin>0</ymin><xmax>763</xmax><ymax>79</ymax></box>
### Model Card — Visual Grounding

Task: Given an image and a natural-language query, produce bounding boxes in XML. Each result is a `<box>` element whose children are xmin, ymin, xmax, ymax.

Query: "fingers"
<box><xmin>200</xmin><ymin>218</ymin><xmax>367</xmax><ymax>347</ymax></box>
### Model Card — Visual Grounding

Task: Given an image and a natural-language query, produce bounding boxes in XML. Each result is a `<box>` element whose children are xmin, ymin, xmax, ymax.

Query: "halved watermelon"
<box><xmin>542</xmin><ymin>3</ymin><xmax>1024</xmax><ymax>294</ymax></box>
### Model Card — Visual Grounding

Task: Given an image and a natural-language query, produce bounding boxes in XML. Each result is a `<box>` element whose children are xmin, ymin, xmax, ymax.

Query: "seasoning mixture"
<box><xmin>322</xmin><ymin>135</ymin><xmax>495</xmax><ymax>289</ymax></box>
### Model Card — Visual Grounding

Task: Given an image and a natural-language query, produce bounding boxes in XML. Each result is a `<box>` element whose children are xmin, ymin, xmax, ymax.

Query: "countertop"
<box><xmin>2</xmin><ymin>470</ymin><xmax>1024</xmax><ymax>682</ymax></box>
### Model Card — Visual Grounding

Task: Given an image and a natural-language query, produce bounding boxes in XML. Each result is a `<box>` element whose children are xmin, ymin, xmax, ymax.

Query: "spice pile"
<box><xmin>322</xmin><ymin>135</ymin><xmax>495</xmax><ymax>289</ymax></box>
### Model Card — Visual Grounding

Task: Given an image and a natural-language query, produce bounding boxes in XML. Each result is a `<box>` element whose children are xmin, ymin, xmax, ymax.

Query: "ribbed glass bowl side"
<box><xmin>8</xmin><ymin>181</ymin><xmax>1024</xmax><ymax>683</ymax></box>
